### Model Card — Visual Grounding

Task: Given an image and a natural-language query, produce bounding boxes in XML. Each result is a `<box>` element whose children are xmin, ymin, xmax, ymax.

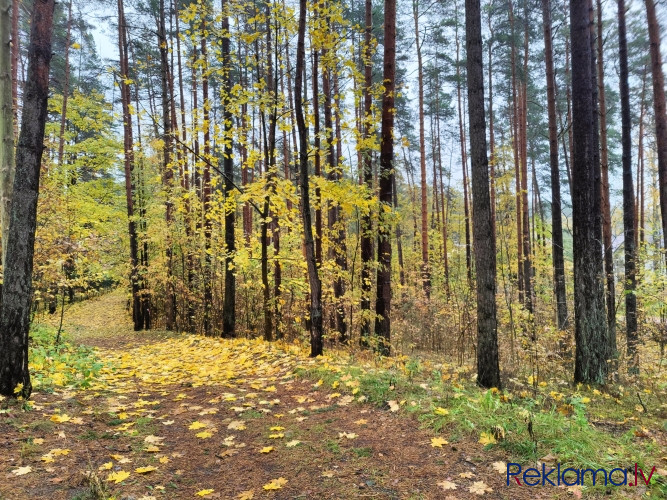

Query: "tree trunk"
<box><xmin>520</xmin><ymin>6</ymin><xmax>533</xmax><ymax>313</ymax></box>
<box><xmin>541</xmin><ymin>0</ymin><xmax>569</xmax><ymax>329</ymax></box>
<box><xmin>413</xmin><ymin>0</ymin><xmax>430</xmax><ymax>297</ymax></box>
<box><xmin>0</xmin><ymin>0</ymin><xmax>14</xmax><ymax>269</ymax></box>
<box><xmin>158</xmin><ymin>0</ymin><xmax>176</xmax><ymax>331</ymax></box>
<box><xmin>360</xmin><ymin>0</ymin><xmax>374</xmax><ymax>347</ymax></box>
<box><xmin>597</xmin><ymin>0</ymin><xmax>615</xmax><ymax>352</ymax></box>
<box><xmin>617</xmin><ymin>0</ymin><xmax>638</xmax><ymax>374</ymax></box>
<box><xmin>200</xmin><ymin>28</ymin><xmax>213</xmax><ymax>336</ymax></box>
<box><xmin>456</xmin><ymin>22</ymin><xmax>472</xmax><ymax>286</ymax></box>
<box><xmin>296</xmin><ymin>0</ymin><xmax>323</xmax><ymax>357</ymax></box>
<box><xmin>571</xmin><ymin>0</ymin><xmax>609</xmax><ymax>384</ymax></box>
<box><xmin>0</xmin><ymin>0</ymin><xmax>55</xmax><ymax>398</ymax></box>
<box><xmin>645</xmin><ymin>0</ymin><xmax>667</xmax><ymax>268</ymax></box>
<box><xmin>466</xmin><ymin>0</ymin><xmax>501</xmax><ymax>389</ymax></box>
<box><xmin>374</xmin><ymin>0</ymin><xmax>396</xmax><ymax>356</ymax></box>
<box><xmin>222</xmin><ymin>1</ymin><xmax>236</xmax><ymax>338</ymax></box>
<box><xmin>312</xmin><ymin>44</ymin><xmax>322</xmax><ymax>266</ymax></box>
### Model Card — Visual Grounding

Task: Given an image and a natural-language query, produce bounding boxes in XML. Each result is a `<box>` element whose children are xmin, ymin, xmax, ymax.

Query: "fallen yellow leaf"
<box><xmin>106</xmin><ymin>470</ymin><xmax>130</xmax><ymax>484</ymax></box>
<box><xmin>262</xmin><ymin>477</ymin><xmax>287</xmax><ymax>490</ymax></box>
<box><xmin>431</xmin><ymin>437</ymin><xmax>448</xmax><ymax>448</ymax></box>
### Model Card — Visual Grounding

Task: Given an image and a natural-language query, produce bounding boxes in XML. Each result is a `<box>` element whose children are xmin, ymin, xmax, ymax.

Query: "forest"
<box><xmin>0</xmin><ymin>0</ymin><xmax>667</xmax><ymax>498</ymax></box>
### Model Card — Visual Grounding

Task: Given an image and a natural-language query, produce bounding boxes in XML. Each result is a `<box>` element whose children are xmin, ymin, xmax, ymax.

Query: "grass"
<box><xmin>295</xmin><ymin>353</ymin><xmax>667</xmax><ymax>498</ymax></box>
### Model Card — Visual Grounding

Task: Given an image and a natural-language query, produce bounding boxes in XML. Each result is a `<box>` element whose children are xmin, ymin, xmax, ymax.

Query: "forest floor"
<box><xmin>0</xmin><ymin>292</ymin><xmax>666</xmax><ymax>500</ymax></box>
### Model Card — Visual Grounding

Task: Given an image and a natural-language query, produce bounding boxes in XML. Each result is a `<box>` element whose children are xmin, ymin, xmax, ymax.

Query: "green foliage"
<box><xmin>28</xmin><ymin>324</ymin><xmax>104</xmax><ymax>391</ymax></box>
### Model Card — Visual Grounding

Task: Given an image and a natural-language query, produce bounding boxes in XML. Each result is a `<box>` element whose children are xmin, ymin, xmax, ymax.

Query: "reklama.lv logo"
<box><xmin>506</xmin><ymin>463</ymin><xmax>658</xmax><ymax>487</ymax></box>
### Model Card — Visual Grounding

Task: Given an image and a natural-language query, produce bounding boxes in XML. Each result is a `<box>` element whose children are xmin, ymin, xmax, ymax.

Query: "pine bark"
<box><xmin>596</xmin><ymin>0</ymin><xmax>615</xmax><ymax>351</ymax></box>
<box><xmin>618</xmin><ymin>0</ymin><xmax>638</xmax><ymax>373</ymax></box>
<box><xmin>541</xmin><ymin>0</ymin><xmax>568</xmax><ymax>329</ymax></box>
<box><xmin>645</xmin><ymin>0</ymin><xmax>667</xmax><ymax>267</ymax></box>
<box><xmin>0</xmin><ymin>0</ymin><xmax>55</xmax><ymax>398</ymax></box>
<box><xmin>466</xmin><ymin>0</ymin><xmax>501</xmax><ymax>389</ymax></box>
<box><xmin>571</xmin><ymin>0</ymin><xmax>609</xmax><ymax>384</ymax></box>
<box><xmin>374</xmin><ymin>0</ymin><xmax>396</xmax><ymax>355</ymax></box>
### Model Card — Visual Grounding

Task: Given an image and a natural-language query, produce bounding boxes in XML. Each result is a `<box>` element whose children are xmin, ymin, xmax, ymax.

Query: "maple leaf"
<box><xmin>469</xmin><ymin>481</ymin><xmax>492</xmax><ymax>495</ymax></box>
<box><xmin>269</xmin><ymin>433</ymin><xmax>284</xmax><ymax>439</ymax></box>
<box><xmin>459</xmin><ymin>471</ymin><xmax>474</xmax><ymax>479</ymax></box>
<box><xmin>99</xmin><ymin>462</ymin><xmax>113</xmax><ymax>471</ymax></box>
<box><xmin>41</xmin><ymin>454</ymin><xmax>55</xmax><ymax>463</ymax></box>
<box><xmin>227</xmin><ymin>420</ymin><xmax>246</xmax><ymax>430</ymax></box>
<box><xmin>478</xmin><ymin>432</ymin><xmax>497</xmax><ymax>446</ymax></box>
<box><xmin>285</xmin><ymin>440</ymin><xmax>300</xmax><ymax>447</ymax></box>
<box><xmin>431</xmin><ymin>437</ymin><xmax>448</xmax><ymax>448</ymax></box>
<box><xmin>50</xmin><ymin>448</ymin><xmax>70</xmax><ymax>456</ymax></box>
<box><xmin>338</xmin><ymin>432</ymin><xmax>357</xmax><ymax>439</ymax></box>
<box><xmin>433</xmin><ymin>407</ymin><xmax>449</xmax><ymax>416</ymax></box>
<box><xmin>269</xmin><ymin>426</ymin><xmax>285</xmax><ymax>431</ymax></box>
<box><xmin>106</xmin><ymin>470</ymin><xmax>130</xmax><ymax>484</ymax></box>
<box><xmin>237</xmin><ymin>491</ymin><xmax>254</xmax><ymax>500</ymax></box>
<box><xmin>50</xmin><ymin>414</ymin><xmax>71</xmax><ymax>423</ymax></box>
<box><xmin>189</xmin><ymin>421</ymin><xmax>207</xmax><ymax>430</ymax></box>
<box><xmin>196</xmin><ymin>489</ymin><xmax>215</xmax><ymax>497</ymax></box>
<box><xmin>33</xmin><ymin>438</ymin><xmax>45</xmax><ymax>445</ymax></box>
<box><xmin>262</xmin><ymin>477</ymin><xmax>287</xmax><ymax>490</ymax></box>
<box><xmin>437</xmin><ymin>480</ymin><xmax>457</xmax><ymax>490</ymax></box>
<box><xmin>354</xmin><ymin>419</ymin><xmax>368</xmax><ymax>425</ymax></box>
<box><xmin>491</xmin><ymin>461</ymin><xmax>506</xmax><ymax>474</ymax></box>
<box><xmin>196</xmin><ymin>431</ymin><xmax>213</xmax><ymax>439</ymax></box>
<box><xmin>321</xmin><ymin>470</ymin><xmax>335</xmax><ymax>478</ymax></box>
<box><xmin>159</xmin><ymin>456</ymin><xmax>170</xmax><ymax>464</ymax></box>
<box><xmin>144</xmin><ymin>435</ymin><xmax>165</xmax><ymax>445</ymax></box>
<box><xmin>145</xmin><ymin>445</ymin><xmax>160</xmax><ymax>452</ymax></box>
<box><xmin>387</xmin><ymin>400</ymin><xmax>400</xmax><ymax>412</ymax></box>
<box><xmin>12</xmin><ymin>466</ymin><xmax>32</xmax><ymax>476</ymax></box>
<box><xmin>69</xmin><ymin>417</ymin><xmax>84</xmax><ymax>425</ymax></box>
<box><xmin>259</xmin><ymin>446</ymin><xmax>274</xmax><ymax>453</ymax></box>
<box><xmin>135</xmin><ymin>466</ymin><xmax>157</xmax><ymax>474</ymax></box>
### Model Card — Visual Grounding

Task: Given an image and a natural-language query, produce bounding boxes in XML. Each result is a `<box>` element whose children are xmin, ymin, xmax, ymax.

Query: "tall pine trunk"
<box><xmin>374</xmin><ymin>0</ymin><xmax>396</xmax><ymax>355</ymax></box>
<box><xmin>617</xmin><ymin>0</ymin><xmax>638</xmax><ymax>374</ymax></box>
<box><xmin>541</xmin><ymin>0</ymin><xmax>569</xmax><ymax>329</ymax></box>
<box><xmin>645</xmin><ymin>0</ymin><xmax>667</xmax><ymax>268</ymax></box>
<box><xmin>571</xmin><ymin>0</ymin><xmax>609</xmax><ymax>385</ymax></box>
<box><xmin>466</xmin><ymin>0</ymin><xmax>501</xmax><ymax>389</ymax></box>
<box><xmin>0</xmin><ymin>0</ymin><xmax>14</xmax><ymax>267</ymax></box>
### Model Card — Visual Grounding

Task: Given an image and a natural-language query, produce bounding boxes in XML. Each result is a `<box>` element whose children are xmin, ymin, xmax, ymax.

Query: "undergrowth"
<box><xmin>28</xmin><ymin>324</ymin><xmax>105</xmax><ymax>391</ymax></box>
<box><xmin>295</xmin><ymin>353</ymin><xmax>667</xmax><ymax>498</ymax></box>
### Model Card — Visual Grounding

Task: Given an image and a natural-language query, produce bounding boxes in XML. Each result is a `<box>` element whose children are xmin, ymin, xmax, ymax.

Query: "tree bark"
<box><xmin>645</xmin><ymin>0</ymin><xmax>667</xmax><ymax>268</ymax></box>
<box><xmin>0</xmin><ymin>0</ymin><xmax>55</xmax><ymax>398</ymax></box>
<box><xmin>360</xmin><ymin>0</ymin><xmax>374</xmax><ymax>346</ymax></box>
<box><xmin>617</xmin><ymin>0</ymin><xmax>638</xmax><ymax>374</ymax></box>
<box><xmin>413</xmin><ymin>0</ymin><xmax>430</xmax><ymax>297</ymax></box>
<box><xmin>466</xmin><ymin>0</ymin><xmax>501</xmax><ymax>389</ymax></box>
<box><xmin>0</xmin><ymin>0</ymin><xmax>14</xmax><ymax>268</ymax></box>
<box><xmin>221</xmin><ymin>0</ymin><xmax>236</xmax><ymax>338</ymax></box>
<box><xmin>541</xmin><ymin>0</ymin><xmax>569</xmax><ymax>329</ymax></box>
<box><xmin>374</xmin><ymin>0</ymin><xmax>396</xmax><ymax>356</ymax></box>
<box><xmin>596</xmin><ymin>0</ymin><xmax>615</xmax><ymax>351</ymax></box>
<box><xmin>571</xmin><ymin>0</ymin><xmax>609</xmax><ymax>384</ymax></box>
<box><xmin>296</xmin><ymin>0</ymin><xmax>323</xmax><ymax>357</ymax></box>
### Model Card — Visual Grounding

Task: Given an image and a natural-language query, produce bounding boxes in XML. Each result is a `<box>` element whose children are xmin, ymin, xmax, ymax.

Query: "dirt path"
<box><xmin>0</xmin><ymin>293</ymin><xmax>580</xmax><ymax>499</ymax></box>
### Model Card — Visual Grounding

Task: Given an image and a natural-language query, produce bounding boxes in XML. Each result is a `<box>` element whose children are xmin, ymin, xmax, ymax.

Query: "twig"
<box><xmin>636</xmin><ymin>392</ymin><xmax>648</xmax><ymax>415</ymax></box>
